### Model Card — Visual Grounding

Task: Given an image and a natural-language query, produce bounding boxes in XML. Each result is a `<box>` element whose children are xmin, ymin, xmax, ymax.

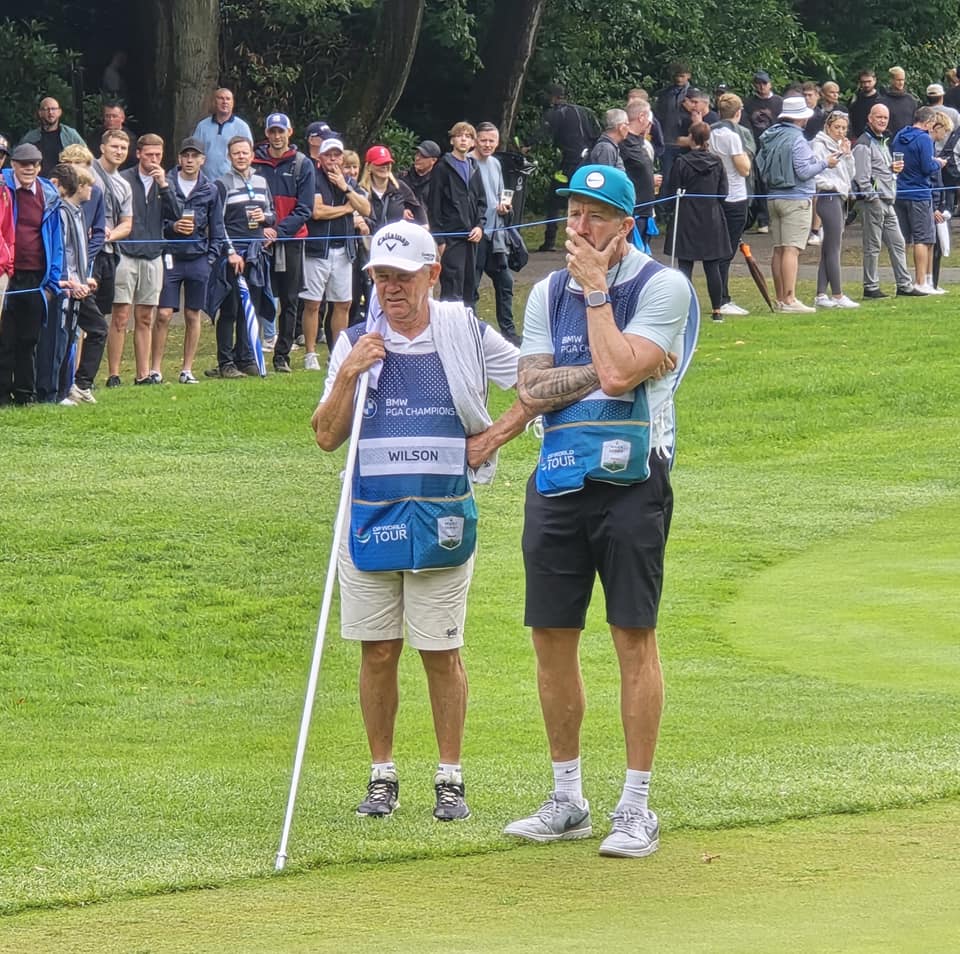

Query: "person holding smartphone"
<box><xmin>811</xmin><ymin>111</ymin><xmax>858</xmax><ymax>308</ymax></box>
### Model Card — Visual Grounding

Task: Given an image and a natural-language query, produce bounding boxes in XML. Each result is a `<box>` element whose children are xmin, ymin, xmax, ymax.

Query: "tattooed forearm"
<box><xmin>517</xmin><ymin>354</ymin><xmax>600</xmax><ymax>414</ymax></box>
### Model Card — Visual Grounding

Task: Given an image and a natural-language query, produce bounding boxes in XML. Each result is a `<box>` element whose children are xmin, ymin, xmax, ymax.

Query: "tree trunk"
<box><xmin>469</xmin><ymin>0</ymin><xmax>546</xmax><ymax>140</ymax></box>
<box><xmin>331</xmin><ymin>0</ymin><xmax>425</xmax><ymax>149</ymax></box>
<box><xmin>146</xmin><ymin>0</ymin><xmax>220</xmax><ymax>147</ymax></box>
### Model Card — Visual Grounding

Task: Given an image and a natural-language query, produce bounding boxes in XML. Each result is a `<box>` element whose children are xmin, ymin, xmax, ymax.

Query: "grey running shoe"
<box><xmin>434</xmin><ymin>774</ymin><xmax>470</xmax><ymax>821</ymax></box>
<box><xmin>598</xmin><ymin>807</ymin><xmax>659</xmax><ymax>858</ymax></box>
<box><xmin>503</xmin><ymin>792</ymin><xmax>592</xmax><ymax>842</ymax></box>
<box><xmin>356</xmin><ymin>769</ymin><xmax>399</xmax><ymax>818</ymax></box>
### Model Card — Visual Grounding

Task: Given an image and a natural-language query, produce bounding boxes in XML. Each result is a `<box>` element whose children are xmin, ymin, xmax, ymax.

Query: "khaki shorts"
<box><xmin>769</xmin><ymin>198</ymin><xmax>813</xmax><ymax>249</ymax></box>
<box><xmin>114</xmin><ymin>254</ymin><xmax>163</xmax><ymax>306</ymax></box>
<box><xmin>337</xmin><ymin>531</ymin><xmax>474</xmax><ymax>651</ymax></box>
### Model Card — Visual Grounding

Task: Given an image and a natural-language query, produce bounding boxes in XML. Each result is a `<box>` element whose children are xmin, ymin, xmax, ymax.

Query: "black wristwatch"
<box><xmin>584</xmin><ymin>290</ymin><xmax>611</xmax><ymax>308</ymax></box>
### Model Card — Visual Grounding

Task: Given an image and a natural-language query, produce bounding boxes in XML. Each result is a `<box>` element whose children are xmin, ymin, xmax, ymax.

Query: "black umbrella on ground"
<box><xmin>739</xmin><ymin>241</ymin><xmax>776</xmax><ymax>312</ymax></box>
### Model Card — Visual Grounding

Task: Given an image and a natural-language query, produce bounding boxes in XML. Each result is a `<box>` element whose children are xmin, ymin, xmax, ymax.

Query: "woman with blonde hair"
<box><xmin>359</xmin><ymin>145</ymin><xmax>426</xmax><ymax>229</ymax></box>
<box><xmin>811</xmin><ymin>110</ymin><xmax>858</xmax><ymax>308</ymax></box>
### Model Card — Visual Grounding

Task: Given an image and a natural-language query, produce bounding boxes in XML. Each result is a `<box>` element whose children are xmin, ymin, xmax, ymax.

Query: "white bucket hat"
<box><xmin>779</xmin><ymin>96</ymin><xmax>814</xmax><ymax>121</ymax></box>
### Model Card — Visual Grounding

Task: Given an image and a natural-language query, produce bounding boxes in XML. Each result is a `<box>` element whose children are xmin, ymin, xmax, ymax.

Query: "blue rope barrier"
<box><xmin>2</xmin><ymin>187</ymin><xmax>952</xmax><ymax>299</ymax></box>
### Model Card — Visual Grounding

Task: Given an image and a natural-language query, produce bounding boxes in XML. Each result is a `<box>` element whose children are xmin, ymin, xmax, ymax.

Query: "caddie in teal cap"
<box><xmin>556</xmin><ymin>163</ymin><xmax>636</xmax><ymax>215</ymax></box>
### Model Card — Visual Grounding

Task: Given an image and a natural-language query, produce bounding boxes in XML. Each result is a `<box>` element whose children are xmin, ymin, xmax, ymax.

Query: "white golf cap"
<box><xmin>365</xmin><ymin>221</ymin><xmax>438</xmax><ymax>272</ymax></box>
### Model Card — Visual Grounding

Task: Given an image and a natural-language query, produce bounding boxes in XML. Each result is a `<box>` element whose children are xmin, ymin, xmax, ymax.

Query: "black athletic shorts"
<box><xmin>522</xmin><ymin>453</ymin><xmax>673</xmax><ymax>631</ymax></box>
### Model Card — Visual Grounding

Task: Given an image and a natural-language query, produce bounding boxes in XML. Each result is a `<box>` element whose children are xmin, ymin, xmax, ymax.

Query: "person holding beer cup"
<box><xmin>154</xmin><ymin>137</ymin><xmax>224</xmax><ymax>384</ymax></box>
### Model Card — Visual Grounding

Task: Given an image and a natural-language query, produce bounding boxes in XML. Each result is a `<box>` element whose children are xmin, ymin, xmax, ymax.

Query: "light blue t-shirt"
<box><xmin>192</xmin><ymin>114</ymin><xmax>254</xmax><ymax>181</ymax></box>
<box><xmin>521</xmin><ymin>246</ymin><xmax>689</xmax><ymax>448</ymax></box>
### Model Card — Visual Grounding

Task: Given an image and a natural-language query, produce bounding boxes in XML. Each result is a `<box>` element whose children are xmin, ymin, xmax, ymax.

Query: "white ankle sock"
<box><xmin>618</xmin><ymin>769</ymin><xmax>651</xmax><ymax>810</ymax></box>
<box><xmin>371</xmin><ymin>761</ymin><xmax>396</xmax><ymax>778</ymax></box>
<box><xmin>436</xmin><ymin>762</ymin><xmax>462</xmax><ymax>781</ymax></box>
<box><xmin>552</xmin><ymin>757</ymin><xmax>583</xmax><ymax>800</ymax></box>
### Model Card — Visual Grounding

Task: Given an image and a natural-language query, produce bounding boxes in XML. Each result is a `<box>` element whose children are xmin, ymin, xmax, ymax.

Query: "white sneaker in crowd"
<box><xmin>719</xmin><ymin>302</ymin><xmax>749</xmax><ymax>316</ymax></box>
<box><xmin>814</xmin><ymin>294</ymin><xmax>837</xmax><ymax>308</ymax></box>
<box><xmin>921</xmin><ymin>282</ymin><xmax>947</xmax><ymax>295</ymax></box>
<box><xmin>834</xmin><ymin>295</ymin><xmax>860</xmax><ymax>309</ymax></box>
<box><xmin>779</xmin><ymin>299</ymin><xmax>816</xmax><ymax>313</ymax></box>
<box><xmin>68</xmin><ymin>384</ymin><xmax>97</xmax><ymax>404</ymax></box>
<box><xmin>304</xmin><ymin>352</ymin><xmax>321</xmax><ymax>371</ymax></box>
<box><xmin>807</xmin><ymin>230</ymin><xmax>822</xmax><ymax>246</ymax></box>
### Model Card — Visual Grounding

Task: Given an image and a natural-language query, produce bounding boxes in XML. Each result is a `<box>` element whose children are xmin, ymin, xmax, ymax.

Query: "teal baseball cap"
<box><xmin>557</xmin><ymin>164</ymin><xmax>636</xmax><ymax>215</ymax></box>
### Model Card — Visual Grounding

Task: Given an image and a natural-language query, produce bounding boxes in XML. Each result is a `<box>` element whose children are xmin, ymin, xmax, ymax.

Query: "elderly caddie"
<box><xmin>504</xmin><ymin>165</ymin><xmax>691</xmax><ymax>858</ymax></box>
<box><xmin>312</xmin><ymin>220</ymin><xmax>528</xmax><ymax>822</ymax></box>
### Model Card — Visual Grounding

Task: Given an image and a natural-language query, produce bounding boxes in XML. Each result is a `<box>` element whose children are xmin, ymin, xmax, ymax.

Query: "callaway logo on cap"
<box><xmin>378</xmin><ymin>231</ymin><xmax>410</xmax><ymax>252</ymax></box>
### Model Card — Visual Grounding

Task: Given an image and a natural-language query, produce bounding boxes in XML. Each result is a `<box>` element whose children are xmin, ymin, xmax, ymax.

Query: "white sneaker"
<box><xmin>59</xmin><ymin>397</ymin><xmax>78</xmax><ymax>406</ymax></box>
<box><xmin>262</xmin><ymin>336</ymin><xmax>277</xmax><ymax>352</ymax></box>
<box><xmin>779</xmin><ymin>299</ymin><xmax>816</xmax><ymax>313</ymax></box>
<box><xmin>719</xmin><ymin>302</ymin><xmax>749</xmax><ymax>316</ymax></box>
<box><xmin>922</xmin><ymin>283</ymin><xmax>946</xmax><ymax>295</ymax></box>
<box><xmin>304</xmin><ymin>352</ymin><xmax>321</xmax><ymax>371</ymax></box>
<box><xmin>834</xmin><ymin>295</ymin><xmax>860</xmax><ymax>309</ymax></box>
<box><xmin>178</xmin><ymin>370</ymin><xmax>199</xmax><ymax>384</ymax></box>
<box><xmin>68</xmin><ymin>384</ymin><xmax>97</xmax><ymax>404</ymax></box>
<box><xmin>807</xmin><ymin>230</ymin><xmax>822</xmax><ymax>246</ymax></box>
<box><xmin>814</xmin><ymin>294</ymin><xmax>837</xmax><ymax>308</ymax></box>
<box><xmin>503</xmin><ymin>792</ymin><xmax>592</xmax><ymax>843</ymax></box>
<box><xmin>756</xmin><ymin>225</ymin><xmax>769</xmax><ymax>234</ymax></box>
<box><xmin>912</xmin><ymin>284</ymin><xmax>932</xmax><ymax>295</ymax></box>
<box><xmin>599</xmin><ymin>807</ymin><xmax>660</xmax><ymax>858</ymax></box>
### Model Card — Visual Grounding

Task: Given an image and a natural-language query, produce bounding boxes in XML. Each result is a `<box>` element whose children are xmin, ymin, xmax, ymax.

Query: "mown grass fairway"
<box><xmin>2</xmin><ymin>275</ymin><xmax>958</xmax><ymax>950</ymax></box>
<box><xmin>5</xmin><ymin>799</ymin><xmax>960</xmax><ymax>953</ymax></box>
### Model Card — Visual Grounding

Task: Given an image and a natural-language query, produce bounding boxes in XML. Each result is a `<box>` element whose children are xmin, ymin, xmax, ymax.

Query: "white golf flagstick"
<box><xmin>275</xmin><ymin>369</ymin><xmax>371</xmax><ymax>872</ymax></box>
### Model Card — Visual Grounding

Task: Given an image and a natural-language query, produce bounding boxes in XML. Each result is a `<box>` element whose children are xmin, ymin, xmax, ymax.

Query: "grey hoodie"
<box><xmin>853</xmin><ymin>128</ymin><xmax>897</xmax><ymax>203</ymax></box>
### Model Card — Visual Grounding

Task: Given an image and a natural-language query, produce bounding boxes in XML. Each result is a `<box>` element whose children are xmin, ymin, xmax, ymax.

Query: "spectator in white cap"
<box><xmin>300</xmin><ymin>136</ymin><xmax>371</xmax><ymax>369</ymax></box>
<box><xmin>925</xmin><ymin>84</ymin><xmax>960</xmax><ymax>131</ymax></box>
<box><xmin>311</xmin><ymin>218</ymin><xmax>528</xmax><ymax>823</ymax></box>
<box><xmin>757</xmin><ymin>95</ymin><xmax>839</xmax><ymax>312</ymax></box>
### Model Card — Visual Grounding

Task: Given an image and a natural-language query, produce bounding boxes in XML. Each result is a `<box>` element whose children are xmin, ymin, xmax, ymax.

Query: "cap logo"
<box><xmin>585</xmin><ymin>171</ymin><xmax>605</xmax><ymax>189</ymax></box>
<box><xmin>379</xmin><ymin>231</ymin><xmax>410</xmax><ymax>252</ymax></box>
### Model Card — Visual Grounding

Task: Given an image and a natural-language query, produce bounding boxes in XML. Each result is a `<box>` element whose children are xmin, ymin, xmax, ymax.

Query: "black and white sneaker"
<box><xmin>433</xmin><ymin>773</ymin><xmax>470</xmax><ymax>821</ymax></box>
<box><xmin>356</xmin><ymin>769</ymin><xmax>399</xmax><ymax>818</ymax></box>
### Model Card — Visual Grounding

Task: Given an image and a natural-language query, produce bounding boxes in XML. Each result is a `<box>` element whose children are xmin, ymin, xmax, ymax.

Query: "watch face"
<box><xmin>586</xmin><ymin>290</ymin><xmax>609</xmax><ymax>307</ymax></box>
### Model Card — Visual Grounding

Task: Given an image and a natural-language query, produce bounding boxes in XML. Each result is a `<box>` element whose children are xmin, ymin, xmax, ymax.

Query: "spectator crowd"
<box><xmin>3</xmin><ymin>61</ymin><xmax>959</xmax><ymax>406</ymax></box>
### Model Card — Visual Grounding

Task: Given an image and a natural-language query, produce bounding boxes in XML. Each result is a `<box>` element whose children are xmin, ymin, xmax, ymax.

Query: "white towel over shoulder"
<box><xmin>429</xmin><ymin>299</ymin><xmax>498</xmax><ymax>484</ymax></box>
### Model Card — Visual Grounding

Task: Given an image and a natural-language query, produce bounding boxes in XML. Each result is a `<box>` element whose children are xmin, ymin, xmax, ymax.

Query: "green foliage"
<box><xmin>373</xmin><ymin>117</ymin><xmax>420</xmax><ymax>171</ymax></box>
<box><xmin>0</xmin><ymin>20</ymin><xmax>76</xmax><ymax>140</ymax></box>
<box><xmin>220</xmin><ymin>0</ymin><xmax>379</xmax><ymax>133</ymax></box>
